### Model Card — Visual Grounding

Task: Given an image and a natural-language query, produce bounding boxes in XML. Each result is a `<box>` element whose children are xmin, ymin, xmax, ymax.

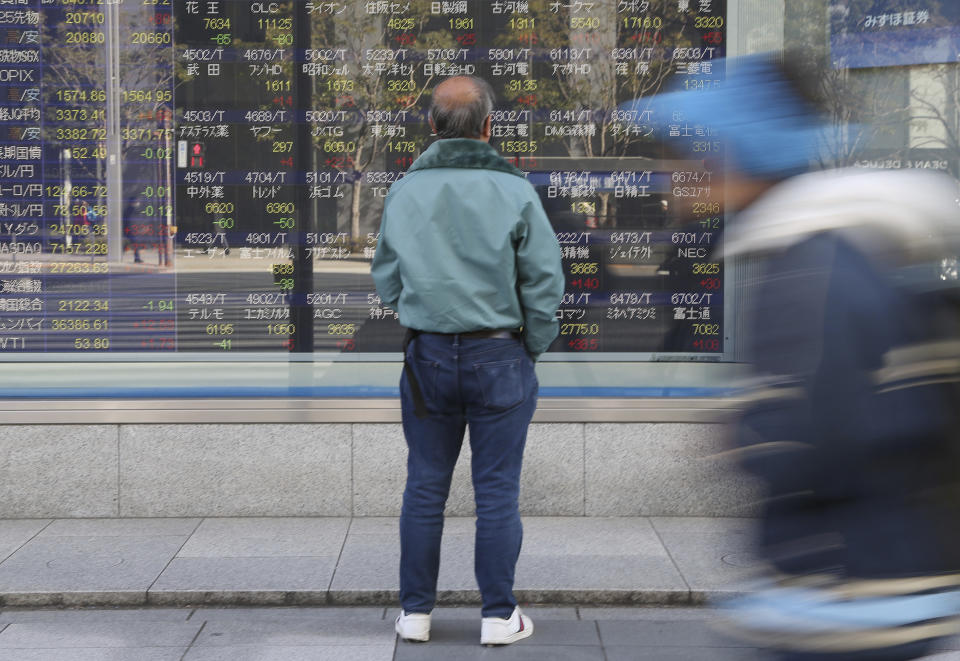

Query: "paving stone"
<box><xmin>0</xmin><ymin>605</ymin><xmax>790</xmax><ymax>661</ymax></box>
<box><xmin>176</xmin><ymin>518</ymin><xmax>350</xmax><ymax>558</ymax></box>
<box><xmin>183</xmin><ymin>646</ymin><xmax>396</xmax><ymax>661</ymax></box>
<box><xmin>520</xmin><ymin>517</ymin><xmax>666</xmax><ymax>557</ymax></box>
<box><xmin>192</xmin><ymin>617</ymin><xmax>394</xmax><ymax>647</ymax></box>
<box><xmin>0</xmin><ymin>535</ymin><xmax>186</xmax><ymax>595</ymax></box>
<box><xmin>42</xmin><ymin>519</ymin><xmax>200</xmax><ymax>538</ymax></box>
<box><xmin>149</xmin><ymin>557</ymin><xmax>338</xmax><ymax>604</ymax></box>
<box><xmin>0</xmin><ymin>649</ymin><xmax>185</xmax><ymax>661</ymax></box>
<box><xmin>419</xmin><ymin>618</ymin><xmax>600</xmax><ymax>647</ymax></box>
<box><xmin>578</xmin><ymin>607</ymin><xmax>717</xmax><ymax>621</ymax></box>
<box><xmin>190</xmin><ymin>607</ymin><xmax>385</xmax><ymax>624</ymax></box>
<box><xmin>0</xmin><ymin>621</ymin><xmax>201</xmax><ymax>648</ymax></box>
<box><xmin>597</xmin><ymin>619</ymin><xmax>742</xmax><ymax>647</ymax></box>
<box><xmin>393</xmin><ymin>643</ymin><xmax>605</xmax><ymax>661</ymax></box>
<box><xmin>327</xmin><ymin>532</ymin><xmax>398</xmax><ymax>595</ymax></box>
<box><xmin>650</xmin><ymin>517</ymin><xmax>761</xmax><ymax>592</ymax></box>
<box><xmin>434</xmin><ymin>529</ymin><xmax>477</xmax><ymax>593</ymax></box>
<box><xmin>333</xmin><ymin>517</ymin><xmax>690</xmax><ymax>605</ymax></box>
<box><xmin>0</xmin><ymin>609</ymin><xmax>192</xmax><ymax>623</ymax></box>
<box><xmin>516</xmin><ymin>554</ymin><xmax>686</xmax><ymax>592</ymax></box>
<box><xmin>0</xmin><ymin>516</ymin><xmax>768</xmax><ymax>610</ymax></box>
<box><xmin>386</xmin><ymin>606</ymin><xmax>579</xmax><ymax>621</ymax></box>
<box><xmin>515</xmin><ymin>518</ymin><xmax>688</xmax><ymax>599</ymax></box>
<box><xmin>331</xmin><ymin>519</ymin><xmax>480</xmax><ymax>597</ymax></box>
<box><xmin>344</xmin><ymin>518</ymin><xmax>398</xmax><ymax>535</ymax></box>
<box><xmin>0</xmin><ymin>520</ymin><xmax>50</xmax><ymax>562</ymax></box>
<box><xmin>604</xmin><ymin>647</ymin><xmax>763</xmax><ymax>661</ymax></box>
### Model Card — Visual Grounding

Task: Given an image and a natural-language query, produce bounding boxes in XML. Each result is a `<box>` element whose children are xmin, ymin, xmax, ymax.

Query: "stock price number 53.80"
<box><xmin>74</xmin><ymin>337</ymin><xmax>110</xmax><ymax>350</ymax></box>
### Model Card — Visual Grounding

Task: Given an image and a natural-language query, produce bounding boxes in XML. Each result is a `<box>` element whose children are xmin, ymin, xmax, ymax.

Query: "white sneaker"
<box><xmin>480</xmin><ymin>607</ymin><xmax>533</xmax><ymax>646</ymax></box>
<box><xmin>395</xmin><ymin>610</ymin><xmax>431</xmax><ymax>642</ymax></box>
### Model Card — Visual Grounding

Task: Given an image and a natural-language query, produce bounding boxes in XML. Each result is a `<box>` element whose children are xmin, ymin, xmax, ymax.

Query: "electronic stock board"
<box><xmin>0</xmin><ymin>0</ymin><xmax>726</xmax><ymax>356</ymax></box>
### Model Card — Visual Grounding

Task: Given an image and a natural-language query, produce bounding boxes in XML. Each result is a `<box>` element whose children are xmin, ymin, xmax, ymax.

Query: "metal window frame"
<box><xmin>0</xmin><ymin>397</ymin><xmax>742</xmax><ymax>424</ymax></box>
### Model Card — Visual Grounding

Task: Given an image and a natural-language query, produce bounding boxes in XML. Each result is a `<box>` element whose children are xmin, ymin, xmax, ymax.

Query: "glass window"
<box><xmin>0</xmin><ymin>0</ymin><xmax>954</xmax><ymax>399</ymax></box>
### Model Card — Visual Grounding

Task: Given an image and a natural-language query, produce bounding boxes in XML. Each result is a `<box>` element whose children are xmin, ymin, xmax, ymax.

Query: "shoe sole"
<box><xmin>395</xmin><ymin>622</ymin><xmax>430</xmax><ymax>642</ymax></box>
<box><xmin>481</xmin><ymin>619</ymin><xmax>534</xmax><ymax>646</ymax></box>
<box><xmin>396</xmin><ymin>630</ymin><xmax>430</xmax><ymax>642</ymax></box>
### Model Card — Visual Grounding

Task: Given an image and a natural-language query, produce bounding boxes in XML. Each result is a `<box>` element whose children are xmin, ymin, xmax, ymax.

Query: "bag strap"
<box><xmin>402</xmin><ymin>328</ymin><xmax>429</xmax><ymax>419</ymax></box>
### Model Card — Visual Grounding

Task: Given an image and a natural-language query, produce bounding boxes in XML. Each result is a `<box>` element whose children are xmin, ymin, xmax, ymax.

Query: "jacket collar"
<box><xmin>406</xmin><ymin>138</ymin><xmax>525</xmax><ymax>178</ymax></box>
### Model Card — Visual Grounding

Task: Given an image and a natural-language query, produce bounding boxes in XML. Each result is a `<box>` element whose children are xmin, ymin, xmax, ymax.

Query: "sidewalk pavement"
<box><xmin>0</xmin><ymin>606</ymin><xmax>750</xmax><ymax>661</ymax></box>
<box><xmin>2</xmin><ymin>606</ymin><xmax>959</xmax><ymax>660</ymax></box>
<box><xmin>0</xmin><ymin>517</ymin><xmax>758</xmax><ymax>609</ymax></box>
<box><xmin>0</xmin><ymin>606</ymin><xmax>756</xmax><ymax>661</ymax></box>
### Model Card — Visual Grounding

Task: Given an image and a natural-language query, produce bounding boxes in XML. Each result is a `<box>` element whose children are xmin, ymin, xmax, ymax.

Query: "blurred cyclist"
<box><xmin>630</xmin><ymin>53</ymin><xmax>960</xmax><ymax>660</ymax></box>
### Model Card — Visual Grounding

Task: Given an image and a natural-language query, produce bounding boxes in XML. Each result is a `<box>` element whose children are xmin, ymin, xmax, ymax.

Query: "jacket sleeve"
<box><xmin>516</xmin><ymin>192</ymin><xmax>564</xmax><ymax>358</ymax></box>
<box><xmin>371</xmin><ymin>206</ymin><xmax>402</xmax><ymax>310</ymax></box>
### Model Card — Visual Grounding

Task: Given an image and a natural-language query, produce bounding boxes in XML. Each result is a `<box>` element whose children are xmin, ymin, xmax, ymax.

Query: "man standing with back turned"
<box><xmin>372</xmin><ymin>75</ymin><xmax>564</xmax><ymax>647</ymax></box>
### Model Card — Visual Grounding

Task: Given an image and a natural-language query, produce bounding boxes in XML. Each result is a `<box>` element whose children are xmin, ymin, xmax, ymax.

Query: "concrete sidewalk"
<box><xmin>2</xmin><ymin>606</ymin><xmax>960</xmax><ymax>661</ymax></box>
<box><xmin>0</xmin><ymin>606</ymin><xmax>761</xmax><ymax>661</ymax></box>
<box><xmin>0</xmin><ymin>606</ymin><xmax>755</xmax><ymax>661</ymax></box>
<box><xmin>0</xmin><ymin>517</ymin><xmax>758</xmax><ymax>608</ymax></box>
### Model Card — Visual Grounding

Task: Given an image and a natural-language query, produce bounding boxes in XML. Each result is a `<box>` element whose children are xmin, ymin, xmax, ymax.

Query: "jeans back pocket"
<box><xmin>473</xmin><ymin>358</ymin><xmax>524</xmax><ymax>411</ymax></box>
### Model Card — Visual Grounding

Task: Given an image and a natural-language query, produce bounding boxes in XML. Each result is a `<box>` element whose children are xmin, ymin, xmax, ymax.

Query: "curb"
<box><xmin>0</xmin><ymin>588</ymin><xmax>724</xmax><ymax>609</ymax></box>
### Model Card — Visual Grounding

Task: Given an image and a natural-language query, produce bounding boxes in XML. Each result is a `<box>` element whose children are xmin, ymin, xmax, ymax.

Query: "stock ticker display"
<box><xmin>0</xmin><ymin>0</ymin><xmax>726</xmax><ymax>355</ymax></box>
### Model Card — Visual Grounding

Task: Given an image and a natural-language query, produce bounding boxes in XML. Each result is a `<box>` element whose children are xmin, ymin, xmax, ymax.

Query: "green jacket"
<box><xmin>371</xmin><ymin>138</ymin><xmax>564</xmax><ymax>358</ymax></box>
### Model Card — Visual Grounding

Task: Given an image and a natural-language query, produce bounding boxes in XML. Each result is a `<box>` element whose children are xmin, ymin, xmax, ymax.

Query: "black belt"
<box><xmin>402</xmin><ymin>328</ymin><xmax>521</xmax><ymax>419</ymax></box>
<box><xmin>428</xmin><ymin>329</ymin><xmax>521</xmax><ymax>340</ymax></box>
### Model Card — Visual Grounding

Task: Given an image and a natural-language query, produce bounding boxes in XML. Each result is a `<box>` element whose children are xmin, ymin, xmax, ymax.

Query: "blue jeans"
<box><xmin>398</xmin><ymin>332</ymin><xmax>538</xmax><ymax>618</ymax></box>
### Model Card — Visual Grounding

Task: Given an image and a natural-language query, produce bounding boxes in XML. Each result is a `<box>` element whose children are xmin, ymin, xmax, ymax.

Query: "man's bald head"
<box><xmin>428</xmin><ymin>76</ymin><xmax>495</xmax><ymax>140</ymax></box>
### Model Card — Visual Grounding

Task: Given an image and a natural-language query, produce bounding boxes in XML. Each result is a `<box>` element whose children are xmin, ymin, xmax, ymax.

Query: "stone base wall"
<box><xmin>1</xmin><ymin>423</ymin><xmax>760</xmax><ymax>518</ymax></box>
